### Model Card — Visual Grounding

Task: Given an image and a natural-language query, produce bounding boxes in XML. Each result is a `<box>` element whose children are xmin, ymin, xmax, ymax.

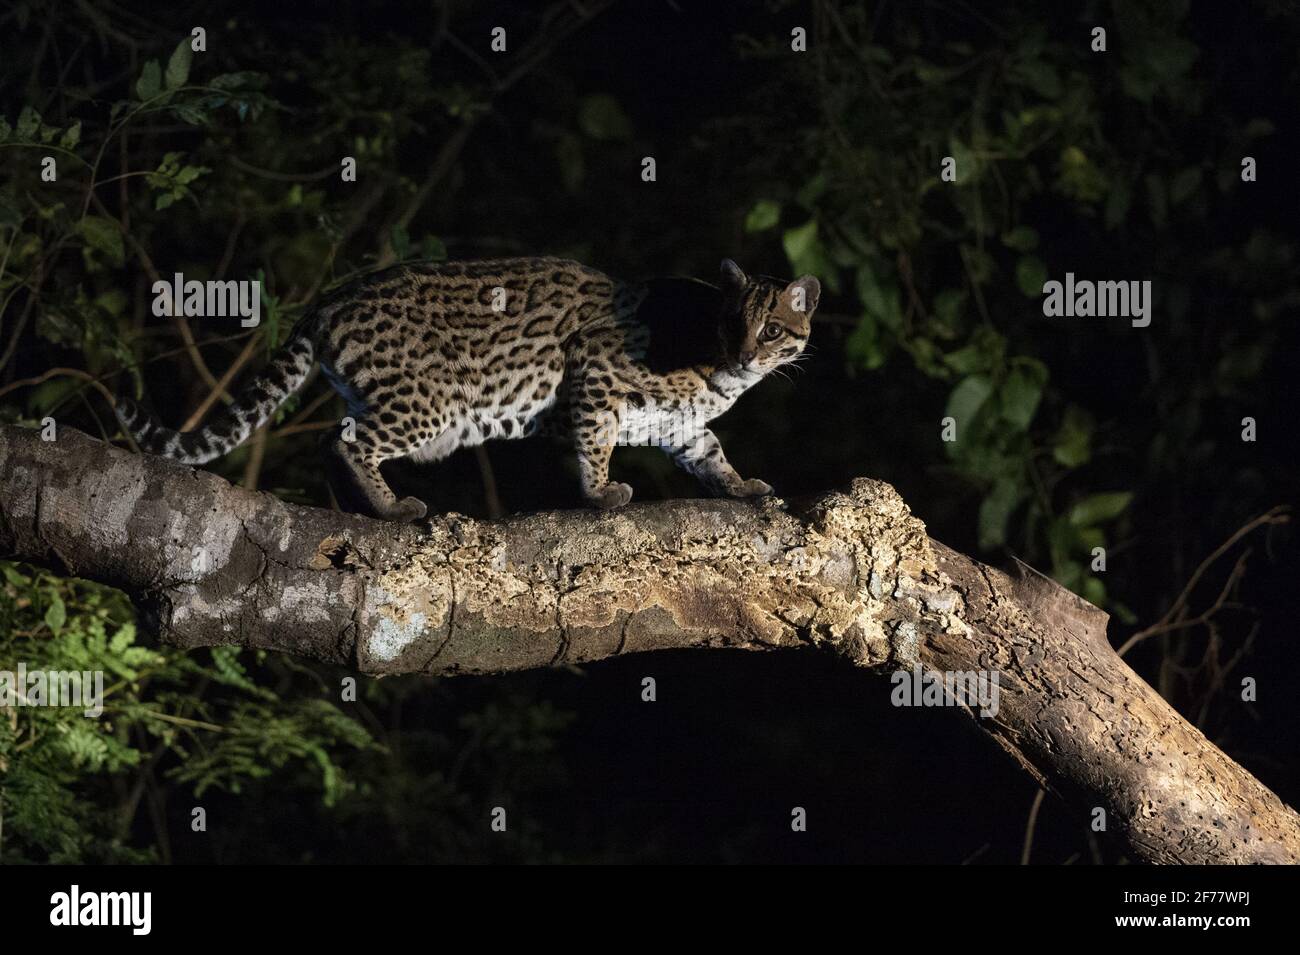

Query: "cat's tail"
<box><xmin>115</xmin><ymin>323</ymin><xmax>317</xmax><ymax>465</ymax></box>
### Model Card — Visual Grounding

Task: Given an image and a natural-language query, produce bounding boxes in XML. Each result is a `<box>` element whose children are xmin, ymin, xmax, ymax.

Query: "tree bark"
<box><xmin>1</xmin><ymin>423</ymin><xmax>1297</xmax><ymax>864</ymax></box>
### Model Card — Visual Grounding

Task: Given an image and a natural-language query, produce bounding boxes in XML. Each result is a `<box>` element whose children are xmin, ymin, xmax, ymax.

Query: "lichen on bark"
<box><xmin>356</xmin><ymin>475</ymin><xmax>953</xmax><ymax>677</ymax></box>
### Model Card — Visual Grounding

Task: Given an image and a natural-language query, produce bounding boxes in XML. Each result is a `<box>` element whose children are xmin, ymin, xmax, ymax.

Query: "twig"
<box><xmin>1118</xmin><ymin>507</ymin><xmax>1290</xmax><ymax>657</ymax></box>
<box><xmin>474</xmin><ymin>445</ymin><xmax>505</xmax><ymax>519</ymax></box>
<box><xmin>1020</xmin><ymin>787</ymin><xmax>1046</xmax><ymax>865</ymax></box>
<box><xmin>282</xmin><ymin>388</ymin><xmax>335</xmax><ymax>429</ymax></box>
<box><xmin>89</xmin><ymin>192</ymin><xmax>231</xmax><ymax>400</ymax></box>
<box><xmin>180</xmin><ymin>330</ymin><xmax>262</xmax><ymax>431</ymax></box>
<box><xmin>269</xmin><ymin>419</ymin><xmax>335</xmax><ymax>440</ymax></box>
<box><xmin>228</xmin><ymin>156</ymin><xmax>341</xmax><ymax>182</ymax></box>
<box><xmin>0</xmin><ymin>367</ymin><xmax>138</xmax><ymax>451</ymax></box>
<box><xmin>242</xmin><ymin>425</ymin><xmax>269</xmax><ymax>490</ymax></box>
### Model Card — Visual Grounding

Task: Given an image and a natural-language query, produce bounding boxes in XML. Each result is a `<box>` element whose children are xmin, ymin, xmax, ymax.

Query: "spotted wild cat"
<box><xmin>115</xmin><ymin>257</ymin><xmax>820</xmax><ymax>521</ymax></box>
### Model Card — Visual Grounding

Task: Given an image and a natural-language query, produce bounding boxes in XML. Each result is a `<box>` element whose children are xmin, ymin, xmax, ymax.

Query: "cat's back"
<box><xmin>405</xmin><ymin>255</ymin><xmax>615</xmax><ymax>293</ymax></box>
<box><xmin>316</xmin><ymin>256</ymin><xmax>628</xmax><ymax>346</ymax></box>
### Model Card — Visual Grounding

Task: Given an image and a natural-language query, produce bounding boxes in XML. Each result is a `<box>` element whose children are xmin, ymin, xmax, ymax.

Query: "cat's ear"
<box><xmin>785</xmin><ymin>275</ymin><xmax>821</xmax><ymax>313</ymax></box>
<box><xmin>720</xmin><ymin>258</ymin><xmax>748</xmax><ymax>291</ymax></box>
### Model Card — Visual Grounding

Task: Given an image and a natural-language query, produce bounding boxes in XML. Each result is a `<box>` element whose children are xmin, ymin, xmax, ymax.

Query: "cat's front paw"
<box><xmin>734</xmin><ymin>478</ymin><xmax>774</xmax><ymax>498</ymax></box>
<box><xmin>588</xmin><ymin>482</ymin><xmax>633</xmax><ymax>510</ymax></box>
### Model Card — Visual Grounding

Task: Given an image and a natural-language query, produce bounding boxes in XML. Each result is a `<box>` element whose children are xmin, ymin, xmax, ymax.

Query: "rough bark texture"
<box><xmin>2</xmin><ymin>423</ymin><xmax>1297</xmax><ymax>864</ymax></box>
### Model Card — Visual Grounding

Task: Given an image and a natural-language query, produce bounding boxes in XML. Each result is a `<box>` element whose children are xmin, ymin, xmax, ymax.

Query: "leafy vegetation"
<box><xmin>0</xmin><ymin>0</ymin><xmax>1295</xmax><ymax>863</ymax></box>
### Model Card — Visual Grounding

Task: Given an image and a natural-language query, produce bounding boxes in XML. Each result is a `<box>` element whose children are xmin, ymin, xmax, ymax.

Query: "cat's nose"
<box><xmin>739</xmin><ymin>350</ymin><xmax>756</xmax><ymax>366</ymax></box>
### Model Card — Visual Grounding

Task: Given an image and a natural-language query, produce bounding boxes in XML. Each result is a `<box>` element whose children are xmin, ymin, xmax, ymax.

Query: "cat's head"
<box><xmin>718</xmin><ymin>259</ymin><xmax>819</xmax><ymax>375</ymax></box>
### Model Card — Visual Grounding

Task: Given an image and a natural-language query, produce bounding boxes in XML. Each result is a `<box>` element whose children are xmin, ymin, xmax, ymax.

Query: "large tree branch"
<box><xmin>1</xmin><ymin>424</ymin><xmax>1297</xmax><ymax>864</ymax></box>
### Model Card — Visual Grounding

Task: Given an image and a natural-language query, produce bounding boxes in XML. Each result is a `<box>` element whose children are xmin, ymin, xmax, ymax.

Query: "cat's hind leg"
<box><xmin>324</xmin><ymin>421</ymin><xmax>427</xmax><ymax>522</ymax></box>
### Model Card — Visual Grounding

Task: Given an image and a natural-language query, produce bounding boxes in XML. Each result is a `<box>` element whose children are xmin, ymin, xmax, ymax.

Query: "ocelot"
<box><xmin>116</xmin><ymin>257</ymin><xmax>820</xmax><ymax>521</ymax></box>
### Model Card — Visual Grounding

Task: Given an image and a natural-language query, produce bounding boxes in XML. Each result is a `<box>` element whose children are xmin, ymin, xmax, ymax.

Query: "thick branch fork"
<box><xmin>1</xmin><ymin>424</ymin><xmax>1297</xmax><ymax>863</ymax></box>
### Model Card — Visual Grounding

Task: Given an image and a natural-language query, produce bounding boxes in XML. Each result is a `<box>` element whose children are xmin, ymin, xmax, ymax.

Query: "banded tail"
<box><xmin>116</xmin><ymin>326</ymin><xmax>316</xmax><ymax>464</ymax></box>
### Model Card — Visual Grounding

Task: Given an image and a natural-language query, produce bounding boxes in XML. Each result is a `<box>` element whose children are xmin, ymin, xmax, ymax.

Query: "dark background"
<box><xmin>0</xmin><ymin>0</ymin><xmax>1296</xmax><ymax>863</ymax></box>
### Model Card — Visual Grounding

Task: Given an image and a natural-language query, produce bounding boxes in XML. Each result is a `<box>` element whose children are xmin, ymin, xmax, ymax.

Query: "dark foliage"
<box><xmin>0</xmin><ymin>0</ymin><xmax>1296</xmax><ymax>863</ymax></box>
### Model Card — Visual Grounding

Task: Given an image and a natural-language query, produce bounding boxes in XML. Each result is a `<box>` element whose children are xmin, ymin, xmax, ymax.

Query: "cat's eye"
<box><xmin>761</xmin><ymin>322</ymin><xmax>784</xmax><ymax>341</ymax></box>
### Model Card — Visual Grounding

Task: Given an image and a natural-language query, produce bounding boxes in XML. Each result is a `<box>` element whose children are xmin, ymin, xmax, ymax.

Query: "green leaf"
<box><xmin>854</xmin><ymin>262</ymin><xmax>901</xmax><ymax>330</ymax></box>
<box><xmin>77</xmin><ymin>216</ymin><xmax>125</xmax><ymax>268</ymax></box>
<box><xmin>845</xmin><ymin>314</ymin><xmax>887</xmax><ymax>371</ymax></box>
<box><xmin>28</xmin><ymin>376</ymin><xmax>81</xmax><ymax>416</ymax></box>
<box><xmin>942</xmin><ymin>344</ymin><xmax>986</xmax><ymax>375</ymax></box>
<box><xmin>174</xmin><ymin>164</ymin><xmax>209</xmax><ymax>185</ymax></box>
<box><xmin>1082</xmin><ymin>576</ymin><xmax>1107</xmax><ymax>608</ymax></box>
<box><xmin>210</xmin><ymin>71</ymin><xmax>266</xmax><ymax>91</ymax></box>
<box><xmin>914</xmin><ymin>60</ymin><xmax>951</xmax><ymax>86</ymax></box>
<box><xmin>782</xmin><ymin>219</ymin><xmax>837</xmax><ymax>290</ymax></box>
<box><xmin>1076</xmin><ymin>526</ymin><xmax>1105</xmax><ymax>553</ymax></box>
<box><xmin>947</xmin><ymin>137</ymin><xmax>977</xmax><ymax>184</ymax></box>
<box><xmin>744</xmin><ymin>199</ymin><xmax>781</xmax><ymax>232</ymax></box>
<box><xmin>795</xmin><ymin>173</ymin><xmax>827</xmax><ymax>209</ymax></box>
<box><xmin>1001</xmin><ymin>226</ymin><xmax>1039</xmax><ymax>252</ymax></box>
<box><xmin>36</xmin><ymin>309</ymin><xmax>80</xmax><ymax>347</ymax></box>
<box><xmin>45</xmin><ymin>595</ymin><xmax>67</xmax><ymax>634</ymax></box>
<box><xmin>1052</xmin><ymin>405</ymin><xmax>1093</xmax><ymax>467</ymax></box>
<box><xmin>783</xmin><ymin>219</ymin><xmax>818</xmax><ymax>262</ymax></box>
<box><xmin>390</xmin><ymin>225</ymin><xmax>410</xmax><ymax>259</ymax></box>
<box><xmin>577</xmin><ymin>94</ymin><xmax>632</xmax><ymax>141</ymax></box>
<box><xmin>935</xmin><ymin>287</ymin><xmax>967</xmax><ymax>328</ymax></box>
<box><xmin>0</xmin><ymin>196</ymin><xmax>20</xmax><ymax>229</ymax></box>
<box><xmin>165</xmin><ymin>40</ymin><xmax>193</xmax><ymax>90</ymax></box>
<box><xmin>1015</xmin><ymin>256</ymin><xmax>1048</xmax><ymax>297</ymax></box>
<box><xmin>1068</xmin><ymin>492</ymin><xmax>1133</xmax><ymax>527</ymax></box>
<box><xmin>59</xmin><ymin>121</ymin><xmax>81</xmax><ymax>149</ymax></box>
<box><xmin>1052</xmin><ymin>557</ymin><xmax>1084</xmax><ymax>594</ymax></box>
<box><xmin>136</xmin><ymin>60</ymin><xmax>162</xmax><ymax>100</ymax></box>
<box><xmin>978</xmin><ymin>477</ymin><xmax>1023</xmax><ymax>550</ymax></box>
<box><xmin>419</xmin><ymin>234</ymin><xmax>447</xmax><ymax>261</ymax></box>
<box><xmin>94</xmin><ymin>289</ymin><xmax>128</xmax><ymax>316</ymax></box>
<box><xmin>1111</xmin><ymin>602</ymin><xmax>1139</xmax><ymax>626</ymax></box>
<box><xmin>171</xmin><ymin>104</ymin><xmax>208</xmax><ymax>126</ymax></box>
<box><xmin>1057</xmin><ymin>146</ymin><xmax>1108</xmax><ymax>203</ymax></box>
<box><xmin>1000</xmin><ymin>359</ymin><xmax>1047</xmax><ymax>430</ymax></box>
<box><xmin>109</xmin><ymin>622</ymin><xmax>138</xmax><ymax>655</ymax></box>
<box><xmin>945</xmin><ymin>374</ymin><xmax>995</xmax><ymax>431</ymax></box>
<box><xmin>16</xmin><ymin>106</ymin><xmax>39</xmax><ymax>139</ymax></box>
